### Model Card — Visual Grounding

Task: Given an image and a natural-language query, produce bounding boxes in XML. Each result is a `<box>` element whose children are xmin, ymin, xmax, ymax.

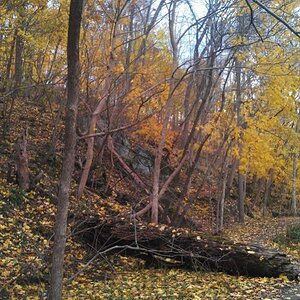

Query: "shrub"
<box><xmin>286</xmin><ymin>224</ymin><xmax>300</xmax><ymax>242</ymax></box>
<box><xmin>273</xmin><ymin>224</ymin><xmax>300</xmax><ymax>246</ymax></box>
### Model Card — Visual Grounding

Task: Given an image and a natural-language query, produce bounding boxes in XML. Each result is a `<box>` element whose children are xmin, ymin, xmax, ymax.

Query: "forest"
<box><xmin>0</xmin><ymin>0</ymin><xmax>300</xmax><ymax>299</ymax></box>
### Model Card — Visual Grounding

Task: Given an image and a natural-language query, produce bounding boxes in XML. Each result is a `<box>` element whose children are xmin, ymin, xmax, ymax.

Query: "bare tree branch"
<box><xmin>244</xmin><ymin>0</ymin><xmax>264</xmax><ymax>41</ymax></box>
<box><xmin>248</xmin><ymin>0</ymin><xmax>300</xmax><ymax>39</ymax></box>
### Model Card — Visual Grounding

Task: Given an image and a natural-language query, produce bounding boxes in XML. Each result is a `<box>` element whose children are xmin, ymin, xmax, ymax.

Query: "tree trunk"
<box><xmin>216</xmin><ymin>166</ymin><xmax>228</xmax><ymax>232</ymax></box>
<box><xmin>180</xmin><ymin>79</ymin><xmax>192</xmax><ymax>149</ymax></box>
<box><xmin>227</xmin><ymin>159</ymin><xmax>237</xmax><ymax>192</ymax></box>
<box><xmin>77</xmin><ymin>107</ymin><xmax>104</xmax><ymax>199</ymax></box>
<box><xmin>16</xmin><ymin>127</ymin><xmax>30</xmax><ymax>190</ymax></box>
<box><xmin>151</xmin><ymin>0</ymin><xmax>178</xmax><ymax>224</ymax></box>
<box><xmin>238</xmin><ymin>172</ymin><xmax>245</xmax><ymax>223</ymax></box>
<box><xmin>14</xmin><ymin>33</ymin><xmax>23</xmax><ymax>89</ymax></box>
<box><xmin>254</xmin><ymin>177</ymin><xmax>264</xmax><ymax>204</ymax></box>
<box><xmin>48</xmin><ymin>1</ymin><xmax>84</xmax><ymax>299</ymax></box>
<box><xmin>78</xmin><ymin>219</ymin><xmax>300</xmax><ymax>280</ymax></box>
<box><xmin>77</xmin><ymin>12</ymin><xmax>119</xmax><ymax>200</ymax></box>
<box><xmin>291</xmin><ymin>152</ymin><xmax>297</xmax><ymax>216</ymax></box>
<box><xmin>5</xmin><ymin>29</ymin><xmax>17</xmax><ymax>89</ymax></box>
<box><xmin>107</xmin><ymin>135</ymin><xmax>150</xmax><ymax>194</ymax></box>
<box><xmin>2</xmin><ymin>29</ymin><xmax>17</xmax><ymax>138</ymax></box>
<box><xmin>263</xmin><ymin>169</ymin><xmax>274</xmax><ymax>217</ymax></box>
<box><xmin>235</xmin><ymin>53</ymin><xmax>245</xmax><ymax>223</ymax></box>
<box><xmin>175</xmin><ymin>134</ymin><xmax>211</xmax><ymax>227</ymax></box>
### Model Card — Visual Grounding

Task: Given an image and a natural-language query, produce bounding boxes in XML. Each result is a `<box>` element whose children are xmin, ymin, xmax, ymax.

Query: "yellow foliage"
<box><xmin>134</xmin><ymin>116</ymin><xmax>175</xmax><ymax>147</ymax></box>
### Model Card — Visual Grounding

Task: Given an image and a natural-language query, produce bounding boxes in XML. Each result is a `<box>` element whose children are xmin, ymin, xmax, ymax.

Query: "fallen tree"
<box><xmin>272</xmin><ymin>211</ymin><xmax>300</xmax><ymax>217</ymax></box>
<box><xmin>74</xmin><ymin>218</ymin><xmax>300</xmax><ymax>280</ymax></box>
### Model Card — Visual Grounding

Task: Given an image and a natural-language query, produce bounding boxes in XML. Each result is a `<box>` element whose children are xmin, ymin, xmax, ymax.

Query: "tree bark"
<box><xmin>16</xmin><ymin>127</ymin><xmax>30</xmax><ymax>190</ymax></box>
<box><xmin>227</xmin><ymin>159</ymin><xmax>237</xmax><ymax>192</ymax></box>
<box><xmin>254</xmin><ymin>177</ymin><xmax>264</xmax><ymax>204</ymax></box>
<box><xmin>77</xmin><ymin>103</ymin><xmax>105</xmax><ymax>199</ymax></box>
<box><xmin>235</xmin><ymin>53</ymin><xmax>245</xmax><ymax>223</ymax></box>
<box><xmin>175</xmin><ymin>134</ymin><xmax>211</xmax><ymax>227</ymax></box>
<box><xmin>48</xmin><ymin>1</ymin><xmax>84</xmax><ymax>299</ymax></box>
<box><xmin>107</xmin><ymin>135</ymin><xmax>150</xmax><ymax>194</ymax></box>
<box><xmin>216</xmin><ymin>165</ymin><xmax>228</xmax><ymax>232</ymax></box>
<box><xmin>5</xmin><ymin>28</ymin><xmax>17</xmax><ymax>89</ymax></box>
<box><xmin>77</xmin><ymin>9</ymin><xmax>119</xmax><ymax>199</ymax></box>
<box><xmin>291</xmin><ymin>152</ymin><xmax>297</xmax><ymax>216</ymax></box>
<box><xmin>150</xmin><ymin>0</ymin><xmax>178</xmax><ymax>224</ymax></box>
<box><xmin>77</xmin><ymin>219</ymin><xmax>300</xmax><ymax>280</ymax></box>
<box><xmin>14</xmin><ymin>33</ymin><xmax>23</xmax><ymax>89</ymax></box>
<box><xmin>263</xmin><ymin>169</ymin><xmax>274</xmax><ymax>217</ymax></box>
<box><xmin>180</xmin><ymin>79</ymin><xmax>192</xmax><ymax>149</ymax></box>
<box><xmin>235</xmin><ymin>12</ymin><xmax>247</xmax><ymax>223</ymax></box>
<box><xmin>238</xmin><ymin>172</ymin><xmax>246</xmax><ymax>223</ymax></box>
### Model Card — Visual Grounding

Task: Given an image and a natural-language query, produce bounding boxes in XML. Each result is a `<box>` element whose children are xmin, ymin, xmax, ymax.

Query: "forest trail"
<box><xmin>224</xmin><ymin>216</ymin><xmax>300</xmax><ymax>300</ymax></box>
<box><xmin>224</xmin><ymin>216</ymin><xmax>300</xmax><ymax>246</ymax></box>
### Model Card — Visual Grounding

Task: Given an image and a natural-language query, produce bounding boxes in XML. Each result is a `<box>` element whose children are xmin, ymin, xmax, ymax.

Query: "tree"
<box><xmin>48</xmin><ymin>1</ymin><xmax>84</xmax><ymax>299</ymax></box>
<box><xmin>291</xmin><ymin>119</ymin><xmax>299</xmax><ymax>216</ymax></box>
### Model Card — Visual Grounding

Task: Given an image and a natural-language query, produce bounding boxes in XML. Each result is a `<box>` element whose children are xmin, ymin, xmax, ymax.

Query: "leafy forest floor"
<box><xmin>1</xmin><ymin>0</ymin><xmax>300</xmax><ymax>297</ymax></box>
<box><xmin>1</xmin><ymin>104</ymin><xmax>300</xmax><ymax>299</ymax></box>
<box><xmin>63</xmin><ymin>217</ymin><xmax>300</xmax><ymax>300</ymax></box>
<box><xmin>70</xmin><ymin>217</ymin><xmax>300</xmax><ymax>300</ymax></box>
<box><xmin>1</xmin><ymin>180</ymin><xmax>299</xmax><ymax>299</ymax></box>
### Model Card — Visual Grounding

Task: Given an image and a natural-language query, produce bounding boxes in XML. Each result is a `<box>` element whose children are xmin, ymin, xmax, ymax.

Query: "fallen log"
<box><xmin>74</xmin><ymin>218</ymin><xmax>300</xmax><ymax>280</ymax></box>
<box><xmin>272</xmin><ymin>211</ymin><xmax>300</xmax><ymax>217</ymax></box>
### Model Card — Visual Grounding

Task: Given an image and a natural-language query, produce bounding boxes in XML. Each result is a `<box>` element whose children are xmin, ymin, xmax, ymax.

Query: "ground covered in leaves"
<box><xmin>1</xmin><ymin>176</ymin><xmax>300</xmax><ymax>299</ymax></box>
<box><xmin>223</xmin><ymin>216</ymin><xmax>300</xmax><ymax>260</ymax></box>
<box><xmin>1</xmin><ymin>103</ymin><xmax>300</xmax><ymax>299</ymax></box>
<box><xmin>62</xmin><ymin>260</ymin><xmax>300</xmax><ymax>300</ymax></box>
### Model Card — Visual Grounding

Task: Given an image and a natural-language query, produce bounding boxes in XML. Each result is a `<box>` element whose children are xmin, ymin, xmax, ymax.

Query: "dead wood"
<box><xmin>75</xmin><ymin>218</ymin><xmax>300</xmax><ymax>280</ymax></box>
<box><xmin>272</xmin><ymin>211</ymin><xmax>300</xmax><ymax>217</ymax></box>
